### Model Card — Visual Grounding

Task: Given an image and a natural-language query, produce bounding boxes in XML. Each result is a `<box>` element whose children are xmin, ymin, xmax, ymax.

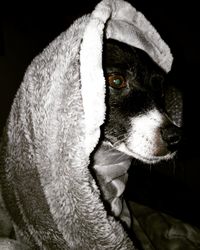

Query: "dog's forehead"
<box><xmin>104</xmin><ymin>39</ymin><xmax>138</xmax><ymax>64</ymax></box>
<box><xmin>104</xmin><ymin>39</ymin><xmax>166</xmax><ymax>76</ymax></box>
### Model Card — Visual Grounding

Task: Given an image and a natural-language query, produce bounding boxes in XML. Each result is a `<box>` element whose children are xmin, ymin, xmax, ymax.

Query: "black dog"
<box><xmin>103</xmin><ymin>39</ymin><xmax>181</xmax><ymax>163</ymax></box>
<box><xmin>92</xmin><ymin>39</ymin><xmax>181</xmax><ymax>228</ymax></box>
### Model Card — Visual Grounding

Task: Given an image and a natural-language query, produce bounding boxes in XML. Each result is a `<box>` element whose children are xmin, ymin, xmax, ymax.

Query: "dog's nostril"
<box><xmin>160</xmin><ymin>125</ymin><xmax>182</xmax><ymax>148</ymax></box>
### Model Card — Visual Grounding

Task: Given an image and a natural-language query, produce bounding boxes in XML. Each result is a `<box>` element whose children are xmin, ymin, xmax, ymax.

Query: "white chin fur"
<box><xmin>116</xmin><ymin>143</ymin><xmax>176</xmax><ymax>164</ymax></box>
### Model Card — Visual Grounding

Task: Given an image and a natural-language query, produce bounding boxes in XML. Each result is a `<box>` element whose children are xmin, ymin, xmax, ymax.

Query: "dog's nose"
<box><xmin>160</xmin><ymin>125</ymin><xmax>182</xmax><ymax>151</ymax></box>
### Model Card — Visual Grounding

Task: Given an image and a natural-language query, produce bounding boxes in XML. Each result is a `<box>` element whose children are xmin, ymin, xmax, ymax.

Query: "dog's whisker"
<box><xmin>115</xmin><ymin>153</ymin><xmax>130</xmax><ymax>162</ymax></box>
<box><xmin>113</xmin><ymin>136</ymin><xmax>128</xmax><ymax>147</ymax></box>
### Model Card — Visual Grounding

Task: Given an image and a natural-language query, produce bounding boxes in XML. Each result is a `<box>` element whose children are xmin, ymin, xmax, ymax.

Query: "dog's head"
<box><xmin>102</xmin><ymin>39</ymin><xmax>182</xmax><ymax>164</ymax></box>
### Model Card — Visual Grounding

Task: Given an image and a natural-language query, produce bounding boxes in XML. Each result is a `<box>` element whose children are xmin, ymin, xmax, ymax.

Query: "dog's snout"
<box><xmin>160</xmin><ymin>125</ymin><xmax>182</xmax><ymax>150</ymax></box>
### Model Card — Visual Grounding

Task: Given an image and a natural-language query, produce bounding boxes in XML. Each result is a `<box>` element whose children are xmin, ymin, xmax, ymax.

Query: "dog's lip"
<box><xmin>116</xmin><ymin>143</ymin><xmax>176</xmax><ymax>164</ymax></box>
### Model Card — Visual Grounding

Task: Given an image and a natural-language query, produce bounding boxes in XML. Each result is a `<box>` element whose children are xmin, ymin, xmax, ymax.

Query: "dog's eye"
<box><xmin>107</xmin><ymin>74</ymin><xmax>127</xmax><ymax>89</ymax></box>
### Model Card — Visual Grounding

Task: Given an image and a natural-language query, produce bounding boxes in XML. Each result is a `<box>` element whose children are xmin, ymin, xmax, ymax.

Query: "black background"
<box><xmin>1</xmin><ymin>1</ymin><xmax>200</xmax><ymax>227</ymax></box>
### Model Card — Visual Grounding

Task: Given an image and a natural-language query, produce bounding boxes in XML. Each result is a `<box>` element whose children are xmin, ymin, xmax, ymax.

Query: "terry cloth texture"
<box><xmin>0</xmin><ymin>0</ymin><xmax>180</xmax><ymax>249</ymax></box>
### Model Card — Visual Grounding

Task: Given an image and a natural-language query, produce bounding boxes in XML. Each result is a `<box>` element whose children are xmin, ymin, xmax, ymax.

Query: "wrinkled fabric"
<box><xmin>92</xmin><ymin>141</ymin><xmax>132</xmax><ymax>227</ymax></box>
<box><xmin>130</xmin><ymin>201</ymin><xmax>200</xmax><ymax>250</ymax></box>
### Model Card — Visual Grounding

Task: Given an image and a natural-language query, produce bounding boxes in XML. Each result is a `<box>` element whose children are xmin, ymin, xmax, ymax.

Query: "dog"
<box><xmin>103</xmin><ymin>39</ymin><xmax>181</xmax><ymax>163</ymax></box>
<box><xmin>92</xmin><ymin>38</ymin><xmax>182</xmax><ymax>228</ymax></box>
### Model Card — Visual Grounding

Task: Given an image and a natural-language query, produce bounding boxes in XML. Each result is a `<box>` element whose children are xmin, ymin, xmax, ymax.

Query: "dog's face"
<box><xmin>103</xmin><ymin>39</ymin><xmax>181</xmax><ymax>164</ymax></box>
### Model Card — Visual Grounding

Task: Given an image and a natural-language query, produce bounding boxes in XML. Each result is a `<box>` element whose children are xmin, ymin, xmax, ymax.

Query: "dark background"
<box><xmin>1</xmin><ymin>1</ymin><xmax>200</xmax><ymax>227</ymax></box>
